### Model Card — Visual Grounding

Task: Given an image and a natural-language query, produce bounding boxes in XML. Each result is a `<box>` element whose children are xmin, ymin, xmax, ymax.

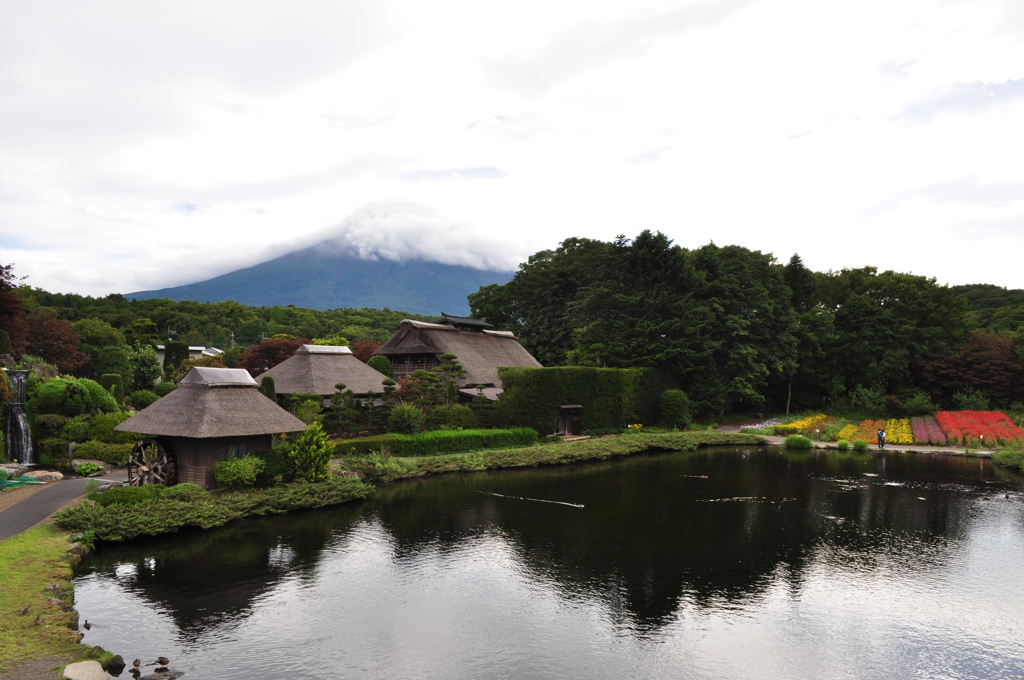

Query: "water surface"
<box><xmin>74</xmin><ymin>447</ymin><xmax>1024</xmax><ymax>679</ymax></box>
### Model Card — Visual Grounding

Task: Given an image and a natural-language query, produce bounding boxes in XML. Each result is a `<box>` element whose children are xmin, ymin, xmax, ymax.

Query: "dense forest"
<box><xmin>470</xmin><ymin>231</ymin><xmax>1024</xmax><ymax>416</ymax></box>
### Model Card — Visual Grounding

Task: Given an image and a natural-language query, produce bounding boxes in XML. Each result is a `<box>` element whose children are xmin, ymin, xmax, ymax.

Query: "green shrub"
<box><xmin>0</xmin><ymin>469</ymin><xmax>8</xmax><ymax>485</ymax></box>
<box><xmin>388</xmin><ymin>404</ymin><xmax>424</xmax><ymax>434</ymax></box>
<box><xmin>367</xmin><ymin>355</ymin><xmax>394</xmax><ymax>380</ymax></box>
<box><xmin>127</xmin><ymin>390</ymin><xmax>160</xmax><ymax>410</ymax></box>
<box><xmin>39</xmin><ymin>438</ymin><xmax>69</xmax><ymax>466</ymax></box>
<box><xmin>252</xmin><ymin>448</ymin><xmax>295</xmax><ymax>485</ymax></box>
<box><xmin>163</xmin><ymin>482</ymin><xmax>208</xmax><ymax>501</ymax></box>
<box><xmin>822</xmin><ymin>420</ymin><xmax>849</xmax><ymax>442</ymax></box>
<box><xmin>27</xmin><ymin>377</ymin><xmax>120</xmax><ymax>418</ymax></box>
<box><xmin>659</xmin><ymin>389</ymin><xmax>692</xmax><ymax>429</ymax></box>
<box><xmin>213</xmin><ymin>455</ymin><xmax>266</xmax><ymax>489</ymax></box>
<box><xmin>89</xmin><ymin>412</ymin><xmax>136</xmax><ymax>443</ymax></box>
<box><xmin>289</xmin><ymin>422</ymin><xmax>332</xmax><ymax>482</ymax></box>
<box><xmin>852</xmin><ymin>439</ymin><xmax>869</xmax><ymax>452</ymax></box>
<box><xmin>75</xmin><ymin>462</ymin><xmax>103</xmax><ymax>477</ymax></box>
<box><xmin>424</xmin><ymin>404</ymin><xmax>478</xmax><ymax>431</ymax></box>
<box><xmin>953</xmin><ymin>388</ymin><xmax>989</xmax><ymax>411</ymax></box>
<box><xmin>259</xmin><ymin>376</ymin><xmax>276</xmax><ymax>401</ymax></box>
<box><xmin>774</xmin><ymin>425</ymin><xmax>800</xmax><ymax>436</ymax></box>
<box><xmin>783</xmin><ymin>434</ymin><xmax>812</xmax><ymax>449</ymax></box>
<box><xmin>902</xmin><ymin>392</ymin><xmax>939</xmax><ymax>416</ymax></box>
<box><xmin>99</xmin><ymin>374</ymin><xmax>124</xmax><ymax>403</ymax></box>
<box><xmin>153</xmin><ymin>381</ymin><xmax>177</xmax><ymax>397</ymax></box>
<box><xmin>836</xmin><ymin>439</ymin><xmax>850</xmax><ymax>451</ymax></box>
<box><xmin>994</xmin><ymin>447</ymin><xmax>1024</xmax><ymax>473</ymax></box>
<box><xmin>294</xmin><ymin>399</ymin><xmax>323</xmax><ymax>425</ymax></box>
<box><xmin>72</xmin><ymin>441</ymin><xmax>134</xmax><ymax>467</ymax></box>
<box><xmin>61</xmin><ymin>415</ymin><xmax>93</xmax><ymax>442</ymax></box>
<box><xmin>333</xmin><ymin>435</ymin><xmax>398</xmax><ymax>456</ymax></box>
<box><xmin>34</xmin><ymin>414</ymin><xmax>69</xmax><ymax>439</ymax></box>
<box><xmin>89</xmin><ymin>485</ymin><xmax>162</xmax><ymax>507</ymax></box>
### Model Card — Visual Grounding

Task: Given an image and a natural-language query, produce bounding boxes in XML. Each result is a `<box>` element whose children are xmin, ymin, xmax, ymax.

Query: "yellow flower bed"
<box><xmin>788</xmin><ymin>414</ymin><xmax>829</xmax><ymax>430</ymax></box>
<box><xmin>886</xmin><ymin>418</ymin><xmax>913</xmax><ymax>444</ymax></box>
<box><xmin>836</xmin><ymin>424</ymin><xmax>858</xmax><ymax>441</ymax></box>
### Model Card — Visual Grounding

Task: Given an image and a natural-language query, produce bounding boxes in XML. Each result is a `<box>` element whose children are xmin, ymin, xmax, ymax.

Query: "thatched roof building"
<box><xmin>115</xmin><ymin>367</ymin><xmax>306</xmax><ymax>488</ymax></box>
<box><xmin>373</xmin><ymin>313</ymin><xmax>542</xmax><ymax>390</ymax></box>
<box><xmin>255</xmin><ymin>345</ymin><xmax>388</xmax><ymax>397</ymax></box>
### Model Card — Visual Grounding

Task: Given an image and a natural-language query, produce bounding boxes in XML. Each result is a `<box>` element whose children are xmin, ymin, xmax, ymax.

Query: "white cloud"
<box><xmin>2</xmin><ymin>0</ymin><xmax>1024</xmax><ymax>297</ymax></box>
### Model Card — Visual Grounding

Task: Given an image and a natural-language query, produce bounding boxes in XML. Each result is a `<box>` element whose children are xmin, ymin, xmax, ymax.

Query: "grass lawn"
<box><xmin>0</xmin><ymin>525</ymin><xmax>105</xmax><ymax>675</ymax></box>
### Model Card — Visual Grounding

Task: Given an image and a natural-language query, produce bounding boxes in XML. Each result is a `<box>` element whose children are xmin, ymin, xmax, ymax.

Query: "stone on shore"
<box><xmin>62</xmin><ymin>660</ymin><xmax>108</xmax><ymax>680</ymax></box>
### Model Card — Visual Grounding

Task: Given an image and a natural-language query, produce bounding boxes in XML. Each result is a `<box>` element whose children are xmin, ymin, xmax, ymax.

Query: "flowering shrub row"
<box><xmin>885</xmin><ymin>419</ymin><xmax>914</xmax><ymax>444</ymax></box>
<box><xmin>910</xmin><ymin>416</ymin><xmax>947</xmax><ymax>445</ymax></box>
<box><xmin>851</xmin><ymin>419</ymin><xmax>887</xmax><ymax>444</ymax></box>
<box><xmin>934</xmin><ymin>411</ymin><xmax>1024</xmax><ymax>446</ymax></box>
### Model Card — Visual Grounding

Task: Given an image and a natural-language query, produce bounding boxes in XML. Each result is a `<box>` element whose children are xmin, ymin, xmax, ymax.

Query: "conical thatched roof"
<box><xmin>115</xmin><ymin>367</ymin><xmax>306</xmax><ymax>438</ymax></box>
<box><xmin>255</xmin><ymin>345</ymin><xmax>388</xmax><ymax>396</ymax></box>
<box><xmin>374</xmin><ymin>319</ymin><xmax>542</xmax><ymax>388</ymax></box>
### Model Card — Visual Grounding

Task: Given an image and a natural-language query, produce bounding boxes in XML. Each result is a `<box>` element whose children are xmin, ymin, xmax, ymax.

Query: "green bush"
<box><xmin>213</xmin><ymin>455</ymin><xmax>266</xmax><ymax>489</ymax></box>
<box><xmin>99</xmin><ymin>374</ymin><xmax>124</xmax><ymax>403</ymax></box>
<box><xmin>252</xmin><ymin>448</ymin><xmax>295</xmax><ymax>485</ymax></box>
<box><xmin>783</xmin><ymin>434</ymin><xmax>812</xmax><ymax>449</ymax></box>
<box><xmin>127</xmin><ymin>390</ymin><xmax>160</xmax><ymax>410</ymax></box>
<box><xmin>0</xmin><ymin>469</ymin><xmax>8</xmax><ymax>485</ymax></box>
<box><xmin>75</xmin><ymin>462</ymin><xmax>103</xmax><ymax>477</ymax></box>
<box><xmin>822</xmin><ymin>420</ymin><xmax>849</xmax><ymax>442</ymax></box>
<box><xmin>333</xmin><ymin>435</ymin><xmax>398</xmax><ymax>456</ymax></box>
<box><xmin>39</xmin><ymin>438</ymin><xmax>69</xmax><ymax>466</ymax></box>
<box><xmin>388</xmin><ymin>404</ymin><xmax>424</xmax><ymax>434</ymax></box>
<box><xmin>163</xmin><ymin>341</ymin><xmax>189</xmax><ymax>370</ymax></box>
<box><xmin>994</xmin><ymin>448</ymin><xmax>1024</xmax><ymax>473</ymax></box>
<box><xmin>27</xmin><ymin>377</ymin><xmax>120</xmax><ymax>418</ymax></box>
<box><xmin>424</xmin><ymin>404</ymin><xmax>478</xmax><ymax>431</ymax></box>
<box><xmin>836</xmin><ymin>439</ymin><xmax>850</xmax><ymax>451</ymax></box>
<box><xmin>34</xmin><ymin>414</ymin><xmax>69</xmax><ymax>439</ymax></box>
<box><xmin>71</xmin><ymin>441</ymin><xmax>134</xmax><ymax>467</ymax></box>
<box><xmin>289</xmin><ymin>422</ymin><xmax>332</xmax><ymax>482</ymax></box>
<box><xmin>367</xmin><ymin>355</ymin><xmax>394</xmax><ymax>380</ymax></box>
<box><xmin>902</xmin><ymin>392</ymin><xmax>939</xmax><ymax>416</ymax></box>
<box><xmin>259</xmin><ymin>376</ymin><xmax>276</xmax><ymax>401</ymax></box>
<box><xmin>163</xmin><ymin>483</ymin><xmax>208</xmax><ymax>501</ymax></box>
<box><xmin>153</xmin><ymin>381</ymin><xmax>177</xmax><ymax>397</ymax></box>
<box><xmin>294</xmin><ymin>399</ymin><xmax>323</xmax><ymax>425</ymax></box>
<box><xmin>61</xmin><ymin>415</ymin><xmax>93</xmax><ymax>442</ymax></box>
<box><xmin>89</xmin><ymin>485</ymin><xmax>162</xmax><ymax>507</ymax></box>
<box><xmin>659</xmin><ymin>389</ymin><xmax>692</xmax><ymax>429</ymax></box>
<box><xmin>774</xmin><ymin>425</ymin><xmax>800</xmax><ymax>436</ymax></box>
<box><xmin>953</xmin><ymin>388</ymin><xmax>989</xmax><ymax>411</ymax></box>
<box><xmin>89</xmin><ymin>412</ymin><xmax>137</xmax><ymax>443</ymax></box>
<box><xmin>852</xmin><ymin>439</ymin><xmax>869</xmax><ymax>452</ymax></box>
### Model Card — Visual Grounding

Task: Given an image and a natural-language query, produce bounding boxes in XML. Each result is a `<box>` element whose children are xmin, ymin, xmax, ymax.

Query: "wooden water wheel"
<box><xmin>127</xmin><ymin>439</ymin><xmax>175</xmax><ymax>486</ymax></box>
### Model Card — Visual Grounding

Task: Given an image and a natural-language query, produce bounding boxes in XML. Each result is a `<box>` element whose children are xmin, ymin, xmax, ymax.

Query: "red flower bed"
<box><xmin>934</xmin><ymin>410</ymin><xmax>1024</xmax><ymax>446</ymax></box>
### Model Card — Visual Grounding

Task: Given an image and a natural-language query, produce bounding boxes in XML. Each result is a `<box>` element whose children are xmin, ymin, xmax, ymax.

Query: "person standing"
<box><xmin>877</xmin><ymin>428</ymin><xmax>886</xmax><ymax>449</ymax></box>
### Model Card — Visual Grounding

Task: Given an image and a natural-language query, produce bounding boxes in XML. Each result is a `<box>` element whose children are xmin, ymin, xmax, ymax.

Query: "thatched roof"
<box><xmin>115</xmin><ymin>367</ymin><xmax>306</xmax><ymax>438</ymax></box>
<box><xmin>255</xmin><ymin>345</ymin><xmax>387</xmax><ymax>396</ymax></box>
<box><xmin>374</xmin><ymin>319</ymin><xmax>542</xmax><ymax>388</ymax></box>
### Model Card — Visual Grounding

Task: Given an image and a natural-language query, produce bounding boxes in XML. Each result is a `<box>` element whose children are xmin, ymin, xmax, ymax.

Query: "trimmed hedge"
<box><xmin>72</xmin><ymin>441</ymin><xmax>134</xmax><ymax>467</ymax></box>
<box><xmin>493</xmin><ymin>366</ymin><xmax>645</xmax><ymax>434</ymax></box>
<box><xmin>335</xmin><ymin>428</ymin><xmax>538</xmax><ymax>457</ymax></box>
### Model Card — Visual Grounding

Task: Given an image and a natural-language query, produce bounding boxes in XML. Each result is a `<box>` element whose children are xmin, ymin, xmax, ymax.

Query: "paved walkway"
<box><xmin>0</xmin><ymin>472</ymin><xmax>127</xmax><ymax>542</ymax></box>
<box><xmin>758</xmin><ymin>433</ymin><xmax>994</xmax><ymax>456</ymax></box>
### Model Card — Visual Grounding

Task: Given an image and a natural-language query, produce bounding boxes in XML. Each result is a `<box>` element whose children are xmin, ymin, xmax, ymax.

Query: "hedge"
<box><xmin>71</xmin><ymin>441</ymin><xmax>134</xmax><ymax>467</ymax></box>
<box><xmin>493</xmin><ymin>366</ymin><xmax>647</xmax><ymax>434</ymax></box>
<box><xmin>335</xmin><ymin>428</ymin><xmax>538</xmax><ymax>457</ymax></box>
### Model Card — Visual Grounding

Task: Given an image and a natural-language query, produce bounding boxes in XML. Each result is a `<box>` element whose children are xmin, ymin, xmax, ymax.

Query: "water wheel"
<box><xmin>127</xmin><ymin>439</ymin><xmax>175</xmax><ymax>486</ymax></box>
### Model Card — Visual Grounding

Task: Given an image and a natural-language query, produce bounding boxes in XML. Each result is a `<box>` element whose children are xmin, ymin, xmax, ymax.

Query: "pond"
<box><xmin>73</xmin><ymin>446</ymin><xmax>1024</xmax><ymax>679</ymax></box>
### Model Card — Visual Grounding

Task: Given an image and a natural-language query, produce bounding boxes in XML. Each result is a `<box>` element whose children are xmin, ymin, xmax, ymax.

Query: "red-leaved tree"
<box><xmin>350</xmin><ymin>338</ymin><xmax>383</xmax><ymax>363</ymax></box>
<box><xmin>238</xmin><ymin>337</ymin><xmax>307</xmax><ymax>376</ymax></box>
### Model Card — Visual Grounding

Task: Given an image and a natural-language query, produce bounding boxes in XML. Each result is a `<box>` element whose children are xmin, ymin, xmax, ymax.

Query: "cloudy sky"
<box><xmin>2</xmin><ymin>0</ymin><xmax>1024</xmax><ymax>297</ymax></box>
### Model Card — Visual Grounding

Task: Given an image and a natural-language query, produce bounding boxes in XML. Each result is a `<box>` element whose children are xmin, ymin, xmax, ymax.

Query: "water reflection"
<box><xmin>74</xmin><ymin>448</ymin><xmax>1024</xmax><ymax>679</ymax></box>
